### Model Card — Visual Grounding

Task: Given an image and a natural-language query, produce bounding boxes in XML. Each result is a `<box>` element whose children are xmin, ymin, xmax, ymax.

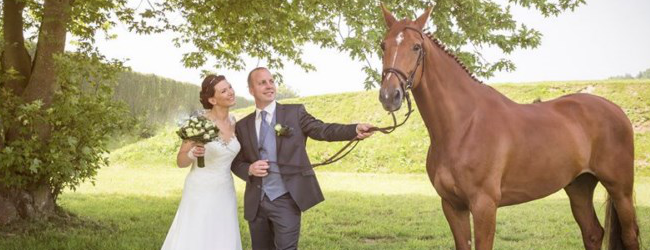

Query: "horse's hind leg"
<box><xmin>591</xmin><ymin>143</ymin><xmax>639</xmax><ymax>249</ymax></box>
<box><xmin>564</xmin><ymin>173</ymin><xmax>603</xmax><ymax>250</ymax></box>
<box><xmin>441</xmin><ymin>199</ymin><xmax>471</xmax><ymax>250</ymax></box>
<box><xmin>599</xmin><ymin>173</ymin><xmax>640</xmax><ymax>250</ymax></box>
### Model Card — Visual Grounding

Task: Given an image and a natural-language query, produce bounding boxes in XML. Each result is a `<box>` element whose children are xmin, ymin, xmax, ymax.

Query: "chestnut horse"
<box><xmin>378</xmin><ymin>5</ymin><xmax>639</xmax><ymax>250</ymax></box>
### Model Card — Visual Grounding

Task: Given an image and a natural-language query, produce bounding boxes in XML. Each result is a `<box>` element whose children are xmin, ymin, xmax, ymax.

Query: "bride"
<box><xmin>161</xmin><ymin>75</ymin><xmax>242</xmax><ymax>250</ymax></box>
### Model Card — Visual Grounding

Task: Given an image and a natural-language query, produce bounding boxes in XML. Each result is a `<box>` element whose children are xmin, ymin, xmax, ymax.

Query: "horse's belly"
<box><xmin>497</xmin><ymin>131</ymin><xmax>588</xmax><ymax>206</ymax></box>
<box><xmin>499</xmin><ymin>187</ymin><xmax>561</xmax><ymax>206</ymax></box>
<box><xmin>499</xmin><ymin>165</ymin><xmax>577</xmax><ymax>206</ymax></box>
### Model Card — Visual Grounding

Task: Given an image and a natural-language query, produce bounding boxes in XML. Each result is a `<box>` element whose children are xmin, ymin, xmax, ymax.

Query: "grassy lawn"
<box><xmin>1</xmin><ymin>166</ymin><xmax>648</xmax><ymax>250</ymax></box>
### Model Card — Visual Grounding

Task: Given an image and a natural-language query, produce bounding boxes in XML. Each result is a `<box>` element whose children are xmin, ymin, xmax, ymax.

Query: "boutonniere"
<box><xmin>274</xmin><ymin>123</ymin><xmax>293</xmax><ymax>137</ymax></box>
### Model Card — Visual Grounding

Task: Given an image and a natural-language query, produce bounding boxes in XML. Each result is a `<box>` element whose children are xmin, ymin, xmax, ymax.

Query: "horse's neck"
<box><xmin>413</xmin><ymin>41</ymin><xmax>507</xmax><ymax>144</ymax></box>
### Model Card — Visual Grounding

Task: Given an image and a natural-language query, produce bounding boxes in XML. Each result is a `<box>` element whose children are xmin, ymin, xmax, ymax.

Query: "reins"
<box><xmin>265</xmin><ymin>98</ymin><xmax>414</xmax><ymax>172</ymax></box>
<box><xmin>268</xmin><ymin>26</ymin><xmax>424</xmax><ymax>171</ymax></box>
<box><xmin>309</xmin><ymin>95</ymin><xmax>414</xmax><ymax>168</ymax></box>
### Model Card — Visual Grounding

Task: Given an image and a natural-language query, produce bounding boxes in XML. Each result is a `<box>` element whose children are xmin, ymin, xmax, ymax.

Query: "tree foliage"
<box><xmin>609</xmin><ymin>67</ymin><xmax>650</xmax><ymax>80</ymax></box>
<box><xmin>637</xmin><ymin>68</ymin><xmax>650</xmax><ymax>79</ymax></box>
<box><xmin>0</xmin><ymin>52</ymin><xmax>132</xmax><ymax>196</ymax></box>
<box><xmin>276</xmin><ymin>83</ymin><xmax>300</xmax><ymax>100</ymax></box>
<box><xmin>122</xmin><ymin>0</ymin><xmax>585</xmax><ymax>88</ymax></box>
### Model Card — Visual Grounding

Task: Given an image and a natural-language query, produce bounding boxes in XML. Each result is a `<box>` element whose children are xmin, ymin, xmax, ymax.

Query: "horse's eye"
<box><xmin>380</xmin><ymin>42</ymin><xmax>386</xmax><ymax>51</ymax></box>
<box><xmin>413</xmin><ymin>44</ymin><xmax>422</xmax><ymax>51</ymax></box>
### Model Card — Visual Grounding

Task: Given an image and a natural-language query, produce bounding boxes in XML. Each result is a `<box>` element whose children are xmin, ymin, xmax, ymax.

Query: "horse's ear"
<box><xmin>380</xmin><ymin>3</ymin><xmax>397</xmax><ymax>28</ymax></box>
<box><xmin>414</xmin><ymin>6</ymin><xmax>433</xmax><ymax>30</ymax></box>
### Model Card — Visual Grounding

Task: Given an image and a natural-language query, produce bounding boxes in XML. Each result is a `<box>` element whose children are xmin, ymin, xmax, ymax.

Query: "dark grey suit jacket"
<box><xmin>231</xmin><ymin>103</ymin><xmax>357</xmax><ymax>221</ymax></box>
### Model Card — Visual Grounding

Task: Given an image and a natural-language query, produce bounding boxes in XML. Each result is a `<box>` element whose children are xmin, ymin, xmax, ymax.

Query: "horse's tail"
<box><xmin>604</xmin><ymin>195</ymin><xmax>641</xmax><ymax>250</ymax></box>
<box><xmin>605</xmin><ymin>195</ymin><xmax>624</xmax><ymax>250</ymax></box>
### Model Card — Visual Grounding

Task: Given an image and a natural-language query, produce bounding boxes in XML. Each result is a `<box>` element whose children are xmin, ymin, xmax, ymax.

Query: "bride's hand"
<box><xmin>190</xmin><ymin>144</ymin><xmax>205</xmax><ymax>158</ymax></box>
<box><xmin>177</xmin><ymin>141</ymin><xmax>205</xmax><ymax>168</ymax></box>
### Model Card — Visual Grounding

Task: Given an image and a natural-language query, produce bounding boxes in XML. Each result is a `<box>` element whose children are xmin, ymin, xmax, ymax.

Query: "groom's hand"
<box><xmin>249</xmin><ymin>160</ymin><xmax>270</xmax><ymax>177</ymax></box>
<box><xmin>356</xmin><ymin>123</ymin><xmax>375</xmax><ymax>139</ymax></box>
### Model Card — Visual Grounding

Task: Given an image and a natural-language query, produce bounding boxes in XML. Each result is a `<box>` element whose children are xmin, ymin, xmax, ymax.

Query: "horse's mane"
<box><xmin>423</xmin><ymin>31</ymin><xmax>483</xmax><ymax>84</ymax></box>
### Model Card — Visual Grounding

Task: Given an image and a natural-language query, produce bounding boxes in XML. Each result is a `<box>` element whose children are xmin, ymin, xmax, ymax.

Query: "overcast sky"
<box><xmin>95</xmin><ymin>0</ymin><xmax>650</xmax><ymax>98</ymax></box>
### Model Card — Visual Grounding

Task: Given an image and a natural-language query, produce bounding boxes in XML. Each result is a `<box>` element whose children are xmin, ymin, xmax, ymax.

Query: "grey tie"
<box><xmin>259</xmin><ymin>110</ymin><xmax>288</xmax><ymax>201</ymax></box>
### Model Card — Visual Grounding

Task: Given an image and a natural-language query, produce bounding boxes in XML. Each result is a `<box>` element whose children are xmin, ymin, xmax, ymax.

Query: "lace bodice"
<box><xmin>190</xmin><ymin>114</ymin><xmax>240</xmax><ymax>177</ymax></box>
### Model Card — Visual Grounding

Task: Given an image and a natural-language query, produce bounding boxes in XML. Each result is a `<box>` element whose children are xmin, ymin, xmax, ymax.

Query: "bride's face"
<box><xmin>209</xmin><ymin>80</ymin><xmax>236</xmax><ymax>108</ymax></box>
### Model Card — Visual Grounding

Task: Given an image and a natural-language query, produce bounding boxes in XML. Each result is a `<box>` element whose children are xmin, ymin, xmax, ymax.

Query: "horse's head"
<box><xmin>379</xmin><ymin>4</ymin><xmax>432</xmax><ymax>112</ymax></box>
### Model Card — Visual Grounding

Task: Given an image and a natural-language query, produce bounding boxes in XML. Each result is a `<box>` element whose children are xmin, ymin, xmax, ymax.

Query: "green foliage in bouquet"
<box><xmin>176</xmin><ymin>116</ymin><xmax>220</xmax><ymax>167</ymax></box>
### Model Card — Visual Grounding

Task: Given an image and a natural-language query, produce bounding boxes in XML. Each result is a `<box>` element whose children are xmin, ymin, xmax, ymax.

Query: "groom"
<box><xmin>231</xmin><ymin>67</ymin><xmax>374</xmax><ymax>250</ymax></box>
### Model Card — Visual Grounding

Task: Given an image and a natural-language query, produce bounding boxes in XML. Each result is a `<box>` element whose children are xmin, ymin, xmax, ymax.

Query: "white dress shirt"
<box><xmin>255</xmin><ymin>101</ymin><xmax>277</xmax><ymax>140</ymax></box>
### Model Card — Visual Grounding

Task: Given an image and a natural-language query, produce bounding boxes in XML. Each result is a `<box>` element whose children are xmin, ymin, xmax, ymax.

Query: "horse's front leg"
<box><xmin>441</xmin><ymin>199</ymin><xmax>471</xmax><ymax>250</ymax></box>
<box><xmin>469</xmin><ymin>195</ymin><xmax>498</xmax><ymax>250</ymax></box>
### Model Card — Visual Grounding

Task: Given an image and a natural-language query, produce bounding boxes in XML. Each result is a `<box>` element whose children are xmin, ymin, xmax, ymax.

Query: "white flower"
<box><xmin>274</xmin><ymin>123</ymin><xmax>292</xmax><ymax>137</ymax></box>
<box><xmin>203</xmin><ymin>134</ymin><xmax>210</xmax><ymax>140</ymax></box>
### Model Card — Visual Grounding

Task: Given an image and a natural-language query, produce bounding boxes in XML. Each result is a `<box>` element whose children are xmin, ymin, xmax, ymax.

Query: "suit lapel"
<box><xmin>246</xmin><ymin>112</ymin><xmax>260</xmax><ymax>160</ymax></box>
<box><xmin>275</xmin><ymin>103</ymin><xmax>285</xmax><ymax>154</ymax></box>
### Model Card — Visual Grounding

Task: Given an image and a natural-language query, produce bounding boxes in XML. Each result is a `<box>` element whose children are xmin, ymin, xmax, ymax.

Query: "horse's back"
<box><xmin>541</xmin><ymin>93</ymin><xmax>633</xmax><ymax>144</ymax></box>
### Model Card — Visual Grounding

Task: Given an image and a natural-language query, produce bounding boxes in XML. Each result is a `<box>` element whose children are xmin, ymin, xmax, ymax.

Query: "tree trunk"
<box><xmin>1</xmin><ymin>0</ymin><xmax>32</xmax><ymax>96</ymax></box>
<box><xmin>1</xmin><ymin>0</ymin><xmax>34</xmax><ymax>147</ymax></box>
<box><xmin>22</xmin><ymin>0</ymin><xmax>71</xmax><ymax>105</ymax></box>
<box><xmin>0</xmin><ymin>0</ymin><xmax>72</xmax><ymax>226</ymax></box>
<box><xmin>0</xmin><ymin>182</ymin><xmax>56</xmax><ymax>226</ymax></box>
<box><xmin>21</xmin><ymin>0</ymin><xmax>72</xmax><ymax>140</ymax></box>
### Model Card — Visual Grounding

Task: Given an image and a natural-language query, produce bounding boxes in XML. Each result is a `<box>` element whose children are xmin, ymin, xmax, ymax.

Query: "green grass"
<box><xmin>110</xmin><ymin>79</ymin><xmax>650</xmax><ymax>175</ymax></box>
<box><xmin>1</xmin><ymin>166</ymin><xmax>649</xmax><ymax>249</ymax></box>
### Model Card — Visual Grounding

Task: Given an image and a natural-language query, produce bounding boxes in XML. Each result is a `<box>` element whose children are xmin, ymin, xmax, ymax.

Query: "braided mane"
<box><xmin>423</xmin><ymin>32</ymin><xmax>483</xmax><ymax>84</ymax></box>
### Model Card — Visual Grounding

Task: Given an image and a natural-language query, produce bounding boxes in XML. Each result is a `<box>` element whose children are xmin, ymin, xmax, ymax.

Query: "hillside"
<box><xmin>110</xmin><ymin>79</ymin><xmax>650</xmax><ymax>175</ymax></box>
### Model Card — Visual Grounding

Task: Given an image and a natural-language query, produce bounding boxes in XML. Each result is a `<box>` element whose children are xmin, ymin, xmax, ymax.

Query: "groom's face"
<box><xmin>249</xmin><ymin>69</ymin><xmax>276</xmax><ymax>107</ymax></box>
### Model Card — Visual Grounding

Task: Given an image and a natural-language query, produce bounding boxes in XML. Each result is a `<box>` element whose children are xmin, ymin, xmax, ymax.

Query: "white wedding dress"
<box><xmin>161</xmin><ymin>125</ymin><xmax>242</xmax><ymax>250</ymax></box>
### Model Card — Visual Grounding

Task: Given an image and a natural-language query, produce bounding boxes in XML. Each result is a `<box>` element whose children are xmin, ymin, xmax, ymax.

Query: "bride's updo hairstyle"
<box><xmin>200</xmin><ymin>74</ymin><xmax>226</xmax><ymax>109</ymax></box>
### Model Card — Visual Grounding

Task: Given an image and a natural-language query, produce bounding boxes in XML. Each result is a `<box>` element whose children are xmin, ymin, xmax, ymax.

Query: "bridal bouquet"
<box><xmin>176</xmin><ymin>116</ymin><xmax>219</xmax><ymax>168</ymax></box>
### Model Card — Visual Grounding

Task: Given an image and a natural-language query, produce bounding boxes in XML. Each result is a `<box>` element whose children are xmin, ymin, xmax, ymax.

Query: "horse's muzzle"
<box><xmin>379</xmin><ymin>86</ymin><xmax>403</xmax><ymax>112</ymax></box>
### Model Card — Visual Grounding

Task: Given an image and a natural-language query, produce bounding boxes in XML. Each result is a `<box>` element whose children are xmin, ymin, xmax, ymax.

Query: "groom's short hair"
<box><xmin>247</xmin><ymin>67</ymin><xmax>269</xmax><ymax>87</ymax></box>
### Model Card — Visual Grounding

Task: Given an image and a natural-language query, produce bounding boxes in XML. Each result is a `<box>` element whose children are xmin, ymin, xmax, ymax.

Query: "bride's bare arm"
<box><xmin>177</xmin><ymin>140</ymin><xmax>203</xmax><ymax>168</ymax></box>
